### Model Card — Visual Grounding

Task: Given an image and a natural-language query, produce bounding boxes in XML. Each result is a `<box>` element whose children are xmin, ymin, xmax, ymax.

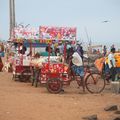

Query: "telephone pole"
<box><xmin>9</xmin><ymin>0</ymin><xmax>15</xmax><ymax>39</ymax></box>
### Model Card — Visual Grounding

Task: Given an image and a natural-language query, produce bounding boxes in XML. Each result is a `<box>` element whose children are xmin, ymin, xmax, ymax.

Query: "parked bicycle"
<box><xmin>46</xmin><ymin>62</ymin><xmax>106</xmax><ymax>94</ymax></box>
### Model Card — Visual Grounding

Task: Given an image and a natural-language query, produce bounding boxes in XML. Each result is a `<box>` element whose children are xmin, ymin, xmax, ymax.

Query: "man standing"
<box><xmin>71</xmin><ymin>51</ymin><xmax>85</xmax><ymax>92</ymax></box>
<box><xmin>108</xmin><ymin>48</ymin><xmax>116</xmax><ymax>81</ymax></box>
<box><xmin>76</xmin><ymin>44</ymin><xmax>84</xmax><ymax>61</ymax></box>
<box><xmin>103</xmin><ymin>45</ymin><xmax>107</xmax><ymax>56</ymax></box>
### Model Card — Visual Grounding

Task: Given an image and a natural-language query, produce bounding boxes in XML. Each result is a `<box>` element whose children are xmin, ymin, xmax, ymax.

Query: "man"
<box><xmin>76</xmin><ymin>44</ymin><xmax>84</xmax><ymax>60</ymax></box>
<box><xmin>0</xmin><ymin>42</ymin><xmax>5</xmax><ymax>57</ymax></box>
<box><xmin>103</xmin><ymin>45</ymin><xmax>107</xmax><ymax>56</ymax></box>
<box><xmin>108</xmin><ymin>48</ymin><xmax>116</xmax><ymax>81</ymax></box>
<box><xmin>58</xmin><ymin>42</ymin><xmax>64</xmax><ymax>55</ymax></box>
<box><xmin>71</xmin><ymin>51</ymin><xmax>85</xmax><ymax>92</ymax></box>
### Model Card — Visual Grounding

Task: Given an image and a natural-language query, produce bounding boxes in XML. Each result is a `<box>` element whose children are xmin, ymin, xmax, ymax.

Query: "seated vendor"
<box><xmin>16</xmin><ymin>43</ymin><xmax>31</xmax><ymax>57</ymax></box>
<box><xmin>19</xmin><ymin>46</ymin><xmax>27</xmax><ymax>55</ymax></box>
<box><xmin>40</xmin><ymin>46</ymin><xmax>55</xmax><ymax>56</ymax></box>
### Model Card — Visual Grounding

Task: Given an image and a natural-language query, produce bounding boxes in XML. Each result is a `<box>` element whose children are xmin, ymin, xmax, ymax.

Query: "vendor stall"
<box><xmin>10</xmin><ymin>26</ymin><xmax>39</xmax><ymax>81</ymax></box>
<box><xmin>31</xmin><ymin>26</ymin><xmax>77</xmax><ymax>93</ymax></box>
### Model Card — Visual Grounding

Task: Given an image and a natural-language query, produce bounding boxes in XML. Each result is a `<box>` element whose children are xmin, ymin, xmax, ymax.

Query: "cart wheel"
<box><xmin>85</xmin><ymin>72</ymin><xmax>105</xmax><ymax>93</ymax></box>
<box><xmin>20</xmin><ymin>69</ymin><xmax>32</xmax><ymax>82</ymax></box>
<box><xmin>46</xmin><ymin>78</ymin><xmax>63</xmax><ymax>94</ymax></box>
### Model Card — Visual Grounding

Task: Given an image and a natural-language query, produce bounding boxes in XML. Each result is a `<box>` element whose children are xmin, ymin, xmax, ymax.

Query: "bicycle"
<box><xmin>46</xmin><ymin>63</ymin><xmax>106</xmax><ymax>94</ymax></box>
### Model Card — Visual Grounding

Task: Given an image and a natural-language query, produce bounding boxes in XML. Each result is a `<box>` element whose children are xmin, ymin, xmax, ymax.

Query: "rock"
<box><xmin>104</xmin><ymin>105</ymin><xmax>118</xmax><ymax>111</ymax></box>
<box><xmin>82</xmin><ymin>114</ymin><xmax>98</xmax><ymax>120</ymax></box>
<box><xmin>110</xmin><ymin>116</ymin><xmax>120</xmax><ymax>120</ymax></box>
<box><xmin>114</xmin><ymin>110</ymin><xmax>120</xmax><ymax>114</ymax></box>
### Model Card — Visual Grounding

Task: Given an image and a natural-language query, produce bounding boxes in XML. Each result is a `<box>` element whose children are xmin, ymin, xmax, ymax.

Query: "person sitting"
<box><xmin>16</xmin><ymin>43</ymin><xmax>27</xmax><ymax>56</ymax></box>
<box><xmin>40</xmin><ymin>46</ymin><xmax>55</xmax><ymax>56</ymax></box>
<box><xmin>55</xmin><ymin>48</ymin><xmax>60</xmax><ymax>56</ymax></box>
<box><xmin>19</xmin><ymin>45</ymin><xmax>27</xmax><ymax>55</ymax></box>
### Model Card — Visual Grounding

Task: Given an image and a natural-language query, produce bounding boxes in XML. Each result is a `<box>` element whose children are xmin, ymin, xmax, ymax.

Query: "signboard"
<box><xmin>40</xmin><ymin>26</ymin><xmax>76</xmax><ymax>41</ymax></box>
<box><xmin>12</xmin><ymin>27</ymin><xmax>39</xmax><ymax>39</ymax></box>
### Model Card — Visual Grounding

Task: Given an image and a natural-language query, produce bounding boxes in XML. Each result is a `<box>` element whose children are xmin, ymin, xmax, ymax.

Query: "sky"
<box><xmin>0</xmin><ymin>0</ymin><xmax>120</xmax><ymax>49</ymax></box>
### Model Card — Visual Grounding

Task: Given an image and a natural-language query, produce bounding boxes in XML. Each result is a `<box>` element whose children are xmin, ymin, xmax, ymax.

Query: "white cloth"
<box><xmin>72</xmin><ymin>52</ymin><xmax>83</xmax><ymax>66</ymax></box>
<box><xmin>108</xmin><ymin>53</ymin><xmax>116</xmax><ymax>68</ymax></box>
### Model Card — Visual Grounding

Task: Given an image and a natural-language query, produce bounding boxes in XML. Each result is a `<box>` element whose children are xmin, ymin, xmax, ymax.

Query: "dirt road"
<box><xmin>0</xmin><ymin>71</ymin><xmax>120</xmax><ymax>120</ymax></box>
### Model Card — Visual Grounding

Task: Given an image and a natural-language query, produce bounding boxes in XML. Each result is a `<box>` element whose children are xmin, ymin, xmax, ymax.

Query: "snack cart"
<box><xmin>12</xmin><ymin>49</ymin><xmax>32</xmax><ymax>81</ymax></box>
<box><xmin>11</xmin><ymin>27</ymin><xmax>39</xmax><ymax>81</ymax></box>
<box><xmin>30</xmin><ymin>26</ymin><xmax>106</xmax><ymax>94</ymax></box>
<box><xmin>31</xmin><ymin>26</ymin><xmax>76</xmax><ymax>85</ymax></box>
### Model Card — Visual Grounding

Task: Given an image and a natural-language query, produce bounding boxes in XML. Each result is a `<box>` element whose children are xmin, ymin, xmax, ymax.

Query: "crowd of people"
<box><xmin>0</xmin><ymin>41</ymin><xmax>120</xmax><ymax>86</ymax></box>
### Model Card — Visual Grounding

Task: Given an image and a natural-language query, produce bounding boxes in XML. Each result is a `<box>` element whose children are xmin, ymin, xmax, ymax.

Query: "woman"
<box><xmin>0</xmin><ymin>57</ymin><xmax>3</xmax><ymax>72</ymax></box>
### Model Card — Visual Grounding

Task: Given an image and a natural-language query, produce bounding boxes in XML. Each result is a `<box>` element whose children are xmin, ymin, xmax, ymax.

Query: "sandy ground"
<box><xmin>0</xmin><ymin>69</ymin><xmax>120</xmax><ymax>120</ymax></box>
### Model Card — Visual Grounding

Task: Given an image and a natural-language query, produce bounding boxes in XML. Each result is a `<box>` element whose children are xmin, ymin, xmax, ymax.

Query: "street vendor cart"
<box><xmin>10</xmin><ymin>26</ymin><xmax>39</xmax><ymax>82</ymax></box>
<box><xmin>31</xmin><ymin>26</ymin><xmax>105</xmax><ymax>94</ymax></box>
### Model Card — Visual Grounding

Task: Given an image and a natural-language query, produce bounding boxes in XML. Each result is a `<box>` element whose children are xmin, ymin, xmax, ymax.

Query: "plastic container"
<box><xmin>111</xmin><ymin>81</ymin><xmax>120</xmax><ymax>94</ymax></box>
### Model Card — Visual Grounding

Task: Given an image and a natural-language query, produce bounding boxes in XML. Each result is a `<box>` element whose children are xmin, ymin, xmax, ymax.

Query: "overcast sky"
<box><xmin>0</xmin><ymin>0</ymin><xmax>120</xmax><ymax>48</ymax></box>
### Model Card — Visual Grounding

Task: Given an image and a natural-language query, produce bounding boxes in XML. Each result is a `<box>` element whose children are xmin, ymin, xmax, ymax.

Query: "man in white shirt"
<box><xmin>71</xmin><ymin>51</ymin><xmax>85</xmax><ymax>92</ymax></box>
<box><xmin>108</xmin><ymin>48</ymin><xmax>116</xmax><ymax>81</ymax></box>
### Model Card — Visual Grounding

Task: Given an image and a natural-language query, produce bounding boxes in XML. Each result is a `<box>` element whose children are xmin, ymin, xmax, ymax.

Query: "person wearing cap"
<box><xmin>108</xmin><ymin>48</ymin><xmax>116</xmax><ymax>81</ymax></box>
<box><xmin>71</xmin><ymin>51</ymin><xmax>85</xmax><ymax>92</ymax></box>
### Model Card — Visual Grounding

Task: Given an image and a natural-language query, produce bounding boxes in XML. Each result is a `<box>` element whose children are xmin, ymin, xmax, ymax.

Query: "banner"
<box><xmin>12</xmin><ymin>27</ymin><xmax>39</xmax><ymax>40</ymax></box>
<box><xmin>40</xmin><ymin>26</ymin><xmax>76</xmax><ymax>41</ymax></box>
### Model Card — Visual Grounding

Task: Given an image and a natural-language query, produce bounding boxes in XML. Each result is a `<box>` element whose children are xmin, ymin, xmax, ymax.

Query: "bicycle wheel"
<box><xmin>85</xmin><ymin>72</ymin><xmax>105</xmax><ymax>93</ymax></box>
<box><xmin>46</xmin><ymin>78</ymin><xmax>63</xmax><ymax>94</ymax></box>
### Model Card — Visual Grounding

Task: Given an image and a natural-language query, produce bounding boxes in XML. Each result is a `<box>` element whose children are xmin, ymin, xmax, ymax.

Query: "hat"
<box><xmin>72</xmin><ymin>52</ymin><xmax>83</xmax><ymax>66</ymax></box>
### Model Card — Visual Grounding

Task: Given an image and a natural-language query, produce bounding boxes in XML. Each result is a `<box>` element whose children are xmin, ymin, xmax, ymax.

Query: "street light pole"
<box><xmin>9</xmin><ymin>0</ymin><xmax>12</xmax><ymax>39</ymax></box>
<box><xmin>9</xmin><ymin>0</ymin><xmax>15</xmax><ymax>39</ymax></box>
<box><xmin>13</xmin><ymin>0</ymin><xmax>15</xmax><ymax>28</ymax></box>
